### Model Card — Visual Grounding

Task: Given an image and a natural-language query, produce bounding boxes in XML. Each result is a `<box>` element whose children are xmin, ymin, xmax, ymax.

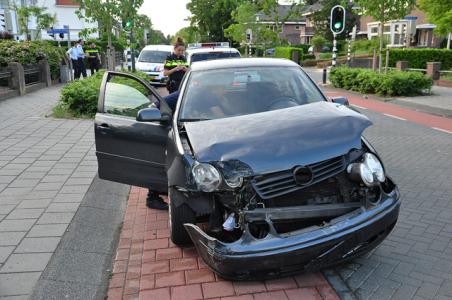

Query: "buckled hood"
<box><xmin>184</xmin><ymin>102</ymin><xmax>372</xmax><ymax>174</ymax></box>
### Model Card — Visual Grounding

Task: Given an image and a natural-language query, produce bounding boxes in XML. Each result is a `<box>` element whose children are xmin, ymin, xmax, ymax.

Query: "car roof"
<box><xmin>189</xmin><ymin>58</ymin><xmax>299</xmax><ymax>71</ymax></box>
<box><xmin>186</xmin><ymin>47</ymin><xmax>240</xmax><ymax>55</ymax></box>
<box><xmin>141</xmin><ymin>45</ymin><xmax>173</xmax><ymax>51</ymax></box>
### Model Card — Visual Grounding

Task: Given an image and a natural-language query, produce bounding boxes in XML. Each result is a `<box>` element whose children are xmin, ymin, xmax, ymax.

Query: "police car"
<box><xmin>186</xmin><ymin>42</ymin><xmax>241</xmax><ymax>65</ymax></box>
<box><xmin>136</xmin><ymin>45</ymin><xmax>173</xmax><ymax>85</ymax></box>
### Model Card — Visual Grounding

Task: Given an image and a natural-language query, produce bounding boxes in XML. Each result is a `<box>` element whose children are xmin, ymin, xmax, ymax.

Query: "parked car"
<box><xmin>135</xmin><ymin>45</ymin><xmax>173</xmax><ymax>85</ymax></box>
<box><xmin>94</xmin><ymin>58</ymin><xmax>400</xmax><ymax>280</ymax></box>
<box><xmin>186</xmin><ymin>42</ymin><xmax>241</xmax><ymax>65</ymax></box>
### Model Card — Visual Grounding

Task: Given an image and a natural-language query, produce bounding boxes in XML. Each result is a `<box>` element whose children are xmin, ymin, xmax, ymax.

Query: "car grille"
<box><xmin>251</xmin><ymin>156</ymin><xmax>346</xmax><ymax>199</ymax></box>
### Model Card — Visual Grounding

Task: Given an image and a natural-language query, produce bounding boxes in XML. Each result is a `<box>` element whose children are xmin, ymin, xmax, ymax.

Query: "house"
<box><xmin>0</xmin><ymin>0</ymin><xmax>98</xmax><ymax>41</ymax></box>
<box><xmin>255</xmin><ymin>4</ymin><xmax>306</xmax><ymax>45</ymax></box>
<box><xmin>357</xmin><ymin>8</ymin><xmax>443</xmax><ymax>48</ymax></box>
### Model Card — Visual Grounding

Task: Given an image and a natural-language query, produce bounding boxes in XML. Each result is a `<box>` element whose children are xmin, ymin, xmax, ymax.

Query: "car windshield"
<box><xmin>179</xmin><ymin>66</ymin><xmax>325</xmax><ymax>121</ymax></box>
<box><xmin>138</xmin><ymin>50</ymin><xmax>170</xmax><ymax>63</ymax></box>
<box><xmin>190</xmin><ymin>52</ymin><xmax>240</xmax><ymax>63</ymax></box>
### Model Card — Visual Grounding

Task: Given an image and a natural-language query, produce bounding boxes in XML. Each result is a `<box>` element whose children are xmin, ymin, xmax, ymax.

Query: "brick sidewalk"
<box><xmin>106</xmin><ymin>187</ymin><xmax>339</xmax><ymax>300</ymax></box>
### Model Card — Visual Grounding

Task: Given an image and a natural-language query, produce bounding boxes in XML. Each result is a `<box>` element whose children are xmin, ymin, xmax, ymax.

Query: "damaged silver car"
<box><xmin>94</xmin><ymin>58</ymin><xmax>400</xmax><ymax>280</ymax></box>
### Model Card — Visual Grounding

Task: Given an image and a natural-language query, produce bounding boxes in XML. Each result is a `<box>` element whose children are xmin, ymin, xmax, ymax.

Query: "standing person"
<box><xmin>86</xmin><ymin>42</ymin><xmax>101</xmax><ymax>75</ymax></box>
<box><xmin>66</xmin><ymin>42</ymin><xmax>80</xmax><ymax>79</ymax></box>
<box><xmin>76</xmin><ymin>39</ymin><xmax>88</xmax><ymax>78</ymax></box>
<box><xmin>163</xmin><ymin>37</ymin><xmax>189</xmax><ymax>93</ymax></box>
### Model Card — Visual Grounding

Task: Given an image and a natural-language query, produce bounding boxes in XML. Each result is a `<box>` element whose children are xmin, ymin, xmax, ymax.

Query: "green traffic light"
<box><xmin>334</xmin><ymin>22</ymin><xmax>342</xmax><ymax>29</ymax></box>
<box><xmin>126</xmin><ymin>20</ymin><xmax>133</xmax><ymax>29</ymax></box>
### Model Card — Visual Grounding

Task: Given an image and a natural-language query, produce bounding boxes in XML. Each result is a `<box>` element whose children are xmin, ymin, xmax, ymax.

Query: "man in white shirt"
<box><xmin>76</xmin><ymin>39</ymin><xmax>87</xmax><ymax>78</ymax></box>
<box><xmin>67</xmin><ymin>42</ymin><xmax>80</xmax><ymax>79</ymax></box>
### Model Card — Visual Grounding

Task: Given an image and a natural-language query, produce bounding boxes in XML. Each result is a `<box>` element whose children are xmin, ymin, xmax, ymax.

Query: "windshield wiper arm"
<box><xmin>179</xmin><ymin>118</ymin><xmax>211</xmax><ymax>122</ymax></box>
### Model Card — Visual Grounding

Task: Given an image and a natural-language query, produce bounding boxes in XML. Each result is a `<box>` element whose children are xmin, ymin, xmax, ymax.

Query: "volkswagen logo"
<box><xmin>293</xmin><ymin>166</ymin><xmax>314</xmax><ymax>186</ymax></box>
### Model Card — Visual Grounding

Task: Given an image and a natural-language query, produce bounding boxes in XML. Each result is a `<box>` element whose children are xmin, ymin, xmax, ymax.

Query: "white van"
<box><xmin>136</xmin><ymin>45</ymin><xmax>173</xmax><ymax>85</ymax></box>
<box><xmin>186</xmin><ymin>42</ymin><xmax>241</xmax><ymax>65</ymax></box>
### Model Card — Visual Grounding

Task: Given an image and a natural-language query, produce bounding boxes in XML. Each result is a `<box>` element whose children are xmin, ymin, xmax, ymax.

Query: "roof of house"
<box><xmin>256</xmin><ymin>4</ymin><xmax>306</xmax><ymax>23</ymax></box>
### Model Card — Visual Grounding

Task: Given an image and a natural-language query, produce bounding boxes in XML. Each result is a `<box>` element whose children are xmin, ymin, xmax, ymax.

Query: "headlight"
<box><xmin>224</xmin><ymin>175</ymin><xmax>243</xmax><ymax>188</ymax></box>
<box><xmin>192</xmin><ymin>163</ymin><xmax>222</xmax><ymax>192</ymax></box>
<box><xmin>363</xmin><ymin>153</ymin><xmax>385</xmax><ymax>182</ymax></box>
<box><xmin>347</xmin><ymin>153</ymin><xmax>385</xmax><ymax>187</ymax></box>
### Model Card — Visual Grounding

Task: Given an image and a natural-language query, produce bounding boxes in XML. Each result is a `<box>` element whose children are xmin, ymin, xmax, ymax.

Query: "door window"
<box><xmin>103</xmin><ymin>76</ymin><xmax>157</xmax><ymax>117</ymax></box>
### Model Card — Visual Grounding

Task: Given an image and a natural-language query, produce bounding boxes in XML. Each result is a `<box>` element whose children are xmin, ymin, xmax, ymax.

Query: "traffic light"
<box><xmin>0</xmin><ymin>9</ymin><xmax>6</xmax><ymax>31</ymax></box>
<box><xmin>123</xmin><ymin>18</ymin><xmax>133</xmax><ymax>31</ymax></box>
<box><xmin>330</xmin><ymin>5</ymin><xmax>346</xmax><ymax>35</ymax></box>
<box><xmin>245</xmin><ymin>28</ymin><xmax>252</xmax><ymax>43</ymax></box>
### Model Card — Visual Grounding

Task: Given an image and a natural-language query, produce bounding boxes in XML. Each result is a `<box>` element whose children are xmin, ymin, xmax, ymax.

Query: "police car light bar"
<box><xmin>187</xmin><ymin>42</ymin><xmax>230</xmax><ymax>49</ymax></box>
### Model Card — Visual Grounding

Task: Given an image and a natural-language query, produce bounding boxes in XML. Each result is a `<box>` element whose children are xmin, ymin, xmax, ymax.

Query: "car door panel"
<box><xmin>95</xmin><ymin>72</ymin><xmax>171</xmax><ymax>192</ymax></box>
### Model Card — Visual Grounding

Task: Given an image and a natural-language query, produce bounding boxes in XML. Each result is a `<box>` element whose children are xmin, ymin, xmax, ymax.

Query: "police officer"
<box><xmin>164</xmin><ymin>37</ymin><xmax>188</xmax><ymax>93</ymax></box>
<box><xmin>86</xmin><ymin>42</ymin><xmax>101</xmax><ymax>75</ymax></box>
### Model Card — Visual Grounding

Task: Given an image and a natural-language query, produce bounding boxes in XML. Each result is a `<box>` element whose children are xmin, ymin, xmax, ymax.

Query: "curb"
<box><xmin>30</xmin><ymin>176</ymin><xmax>130</xmax><ymax>300</ymax></box>
<box><xmin>322</xmin><ymin>85</ymin><xmax>452</xmax><ymax>119</ymax></box>
<box><xmin>322</xmin><ymin>269</ymin><xmax>357</xmax><ymax>300</ymax></box>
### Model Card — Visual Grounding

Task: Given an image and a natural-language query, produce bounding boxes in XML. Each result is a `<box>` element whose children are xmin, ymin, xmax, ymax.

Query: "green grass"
<box><xmin>51</xmin><ymin>103</ymin><xmax>93</xmax><ymax>119</ymax></box>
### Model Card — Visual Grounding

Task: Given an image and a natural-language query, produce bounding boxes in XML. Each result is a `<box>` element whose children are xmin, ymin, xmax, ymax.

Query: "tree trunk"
<box><xmin>447</xmin><ymin>33</ymin><xmax>451</xmax><ymax>50</ymax></box>
<box><xmin>378</xmin><ymin>23</ymin><xmax>383</xmax><ymax>73</ymax></box>
<box><xmin>107</xmin><ymin>30</ymin><xmax>113</xmax><ymax>71</ymax></box>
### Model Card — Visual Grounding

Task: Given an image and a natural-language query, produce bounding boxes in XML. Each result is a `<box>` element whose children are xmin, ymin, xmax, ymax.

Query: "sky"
<box><xmin>138</xmin><ymin>0</ymin><xmax>191</xmax><ymax>36</ymax></box>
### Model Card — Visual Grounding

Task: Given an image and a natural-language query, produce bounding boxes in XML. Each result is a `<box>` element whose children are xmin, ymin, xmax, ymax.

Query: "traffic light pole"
<box><xmin>130</xmin><ymin>28</ymin><xmax>136</xmax><ymax>72</ymax></box>
<box><xmin>332</xmin><ymin>33</ymin><xmax>337</xmax><ymax>67</ymax></box>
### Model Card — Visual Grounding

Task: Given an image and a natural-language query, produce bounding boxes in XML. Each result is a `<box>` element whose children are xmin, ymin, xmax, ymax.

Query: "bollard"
<box><xmin>322</xmin><ymin>68</ymin><xmax>327</xmax><ymax>84</ymax></box>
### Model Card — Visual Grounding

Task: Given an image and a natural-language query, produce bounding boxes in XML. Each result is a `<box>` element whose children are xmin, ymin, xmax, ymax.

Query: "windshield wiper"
<box><xmin>179</xmin><ymin>118</ymin><xmax>211</xmax><ymax>122</ymax></box>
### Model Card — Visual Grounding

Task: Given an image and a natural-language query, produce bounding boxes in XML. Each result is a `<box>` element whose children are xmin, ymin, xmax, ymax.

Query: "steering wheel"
<box><xmin>266</xmin><ymin>96</ymin><xmax>298</xmax><ymax>111</ymax></box>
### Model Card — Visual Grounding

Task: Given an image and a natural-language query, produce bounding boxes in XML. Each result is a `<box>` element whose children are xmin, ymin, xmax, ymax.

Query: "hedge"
<box><xmin>388</xmin><ymin>48</ymin><xmax>452</xmax><ymax>70</ymax></box>
<box><xmin>274</xmin><ymin>47</ymin><xmax>303</xmax><ymax>64</ymax></box>
<box><xmin>0</xmin><ymin>40</ymin><xmax>66</xmax><ymax>80</ymax></box>
<box><xmin>57</xmin><ymin>70</ymin><xmax>149</xmax><ymax>117</ymax></box>
<box><xmin>329</xmin><ymin>66</ymin><xmax>432</xmax><ymax>96</ymax></box>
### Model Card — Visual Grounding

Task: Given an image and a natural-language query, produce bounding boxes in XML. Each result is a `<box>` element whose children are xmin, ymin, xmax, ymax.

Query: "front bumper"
<box><xmin>184</xmin><ymin>188</ymin><xmax>400</xmax><ymax>280</ymax></box>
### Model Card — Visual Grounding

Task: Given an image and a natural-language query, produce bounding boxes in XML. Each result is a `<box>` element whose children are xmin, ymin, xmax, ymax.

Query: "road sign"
<box><xmin>330</xmin><ymin>5</ymin><xmax>346</xmax><ymax>35</ymax></box>
<box><xmin>47</xmin><ymin>28</ymin><xmax>69</xmax><ymax>35</ymax></box>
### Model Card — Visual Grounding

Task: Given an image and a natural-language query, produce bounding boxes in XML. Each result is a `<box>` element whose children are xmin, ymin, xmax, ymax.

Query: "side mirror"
<box><xmin>330</xmin><ymin>96</ymin><xmax>349</xmax><ymax>106</ymax></box>
<box><xmin>137</xmin><ymin>108</ymin><xmax>171</xmax><ymax>124</ymax></box>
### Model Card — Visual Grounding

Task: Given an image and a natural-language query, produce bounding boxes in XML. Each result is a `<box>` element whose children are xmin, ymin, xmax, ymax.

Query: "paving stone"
<box><xmin>6</xmin><ymin>208</ymin><xmax>44</xmax><ymax>219</ymax></box>
<box><xmin>0</xmin><ymin>272</ymin><xmax>42</xmax><ymax>296</ymax></box>
<box><xmin>33</xmin><ymin>182</ymin><xmax>65</xmax><ymax>191</ymax></box>
<box><xmin>0</xmin><ymin>246</ymin><xmax>15</xmax><ymax>263</ymax></box>
<box><xmin>15</xmin><ymin>237</ymin><xmax>61</xmax><ymax>253</ymax></box>
<box><xmin>0</xmin><ymin>253</ymin><xmax>52</xmax><ymax>273</ymax></box>
<box><xmin>0</xmin><ymin>205</ymin><xmax>15</xmax><ymax>214</ymax></box>
<box><xmin>17</xmin><ymin>199</ymin><xmax>53</xmax><ymax>209</ymax></box>
<box><xmin>0</xmin><ymin>232</ymin><xmax>27</xmax><ymax>246</ymax></box>
<box><xmin>27</xmin><ymin>224</ymin><xmax>69</xmax><ymax>237</ymax></box>
<box><xmin>0</xmin><ymin>219</ymin><xmax>36</xmax><ymax>232</ymax></box>
<box><xmin>53</xmin><ymin>193</ymin><xmax>85</xmax><ymax>203</ymax></box>
<box><xmin>7</xmin><ymin>179</ymin><xmax>40</xmax><ymax>188</ymax></box>
<box><xmin>37</xmin><ymin>212</ymin><xmax>75</xmax><ymax>224</ymax></box>
<box><xmin>59</xmin><ymin>185</ymin><xmax>90</xmax><ymax>194</ymax></box>
<box><xmin>45</xmin><ymin>202</ymin><xmax>81</xmax><ymax>213</ymax></box>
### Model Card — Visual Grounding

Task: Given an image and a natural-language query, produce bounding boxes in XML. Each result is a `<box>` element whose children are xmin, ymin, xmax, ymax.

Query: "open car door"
<box><xmin>94</xmin><ymin>71</ymin><xmax>172</xmax><ymax>193</ymax></box>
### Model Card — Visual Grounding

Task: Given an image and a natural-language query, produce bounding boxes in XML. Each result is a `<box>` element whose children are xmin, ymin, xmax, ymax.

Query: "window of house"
<box><xmin>295</xmin><ymin>26</ymin><xmax>300</xmax><ymax>30</ymax></box>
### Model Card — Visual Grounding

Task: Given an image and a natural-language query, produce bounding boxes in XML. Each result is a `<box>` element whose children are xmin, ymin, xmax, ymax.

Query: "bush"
<box><xmin>351</xmin><ymin>39</ymin><xmax>381</xmax><ymax>53</ymax></box>
<box><xmin>57</xmin><ymin>70</ymin><xmax>150</xmax><ymax>117</ymax></box>
<box><xmin>274</xmin><ymin>47</ymin><xmax>303</xmax><ymax>64</ymax></box>
<box><xmin>319</xmin><ymin>52</ymin><xmax>332</xmax><ymax>60</ymax></box>
<box><xmin>312</xmin><ymin>36</ymin><xmax>327</xmax><ymax>52</ymax></box>
<box><xmin>0</xmin><ymin>40</ymin><xmax>66</xmax><ymax>80</ymax></box>
<box><xmin>291</xmin><ymin>44</ymin><xmax>310</xmax><ymax>54</ymax></box>
<box><xmin>330</xmin><ymin>66</ymin><xmax>432</xmax><ymax>96</ymax></box>
<box><xmin>388</xmin><ymin>48</ymin><xmax>452</xmax><ymax>70</ymax></box>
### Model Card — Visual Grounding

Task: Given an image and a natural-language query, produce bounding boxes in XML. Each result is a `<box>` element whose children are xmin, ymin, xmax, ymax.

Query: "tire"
<box><xmin>169</xmin><ymin>187</ymin><xmax>196</xmax><ymax>246</ymax></box>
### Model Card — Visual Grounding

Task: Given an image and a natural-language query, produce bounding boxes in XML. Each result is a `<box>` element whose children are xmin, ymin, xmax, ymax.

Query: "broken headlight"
<box><xmin>192</xmin><ymin>163</ymin><xmax>222</xmax><ymax>192</ymax></box>
<box><xmin>347</xmin><ymin>153</ymin><xmax>385</xmax><ymax>187</ymax></box>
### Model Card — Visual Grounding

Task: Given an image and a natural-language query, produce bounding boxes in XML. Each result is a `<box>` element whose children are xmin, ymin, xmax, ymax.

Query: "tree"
<box><xmin>75</xmin><ymin>0</ymin><xmax>143</xmax><ymax>70</ymax></box>
<box><xmin>225</xmin><ymin>2</ymin><xmax>278</xmax><ymax>47</ymax></box>
<box><xmin>187</xmin><ymin>0</ymin><xmax>245</xmax><ymax>42</ymax></box>
<box><xmin>15</xmin><ymin>6</ymin><xmax>55</xmax><ymax>40</ymax></box>
<box><xmin>419</xmin><ymin>0</ymin><xmax>452</xmax><ymax>48</ymax></box>
<box><xmin>355</xmin><ymin>0</ymin><xmax>416</xmax><ymax>72</ymax></box>
<box><xmin>173</xmin><ymin>26</ymin><xmax>201</xmax><ymax>44</ymax></box>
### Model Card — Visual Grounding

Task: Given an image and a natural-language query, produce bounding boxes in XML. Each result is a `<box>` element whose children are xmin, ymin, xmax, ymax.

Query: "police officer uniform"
<box><xmin>164</xmin><ymin>53</ymin><xmax>189</xmax><ymax>93</ymax></box>
<box><xmin>86</xmin><ymin>46</ymin><xmax>100</xmax><ymax>75</ymax></box>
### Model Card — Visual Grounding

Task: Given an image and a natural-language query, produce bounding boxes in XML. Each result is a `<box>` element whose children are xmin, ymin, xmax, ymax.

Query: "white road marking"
<box><xmin>383</xmin><ymin>113</ymin><xmax>406</xmax><ymax>121</ymax></box>
<box><xmin>351</xmin><ymin>104</ymin><xmax>367</xmax><ymax>110</ymax></box>
<box><xmin>432</xmin><ymin>127</ymin><xmax>452</xmax><ymax>134</ymax></box>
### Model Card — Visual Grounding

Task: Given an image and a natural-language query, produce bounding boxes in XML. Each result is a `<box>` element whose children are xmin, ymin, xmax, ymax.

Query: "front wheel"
<box><xmin>169</xmin><ymin>187</ymin><xmax>196</xmax><ymax>246</ymax></box>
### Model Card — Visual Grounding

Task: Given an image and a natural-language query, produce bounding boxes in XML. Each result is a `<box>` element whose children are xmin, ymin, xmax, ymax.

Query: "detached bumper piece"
<box><xmin>184</xmin><ymin>191</ymin><xmax>400</xmax><ymax>280</ymax></box>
